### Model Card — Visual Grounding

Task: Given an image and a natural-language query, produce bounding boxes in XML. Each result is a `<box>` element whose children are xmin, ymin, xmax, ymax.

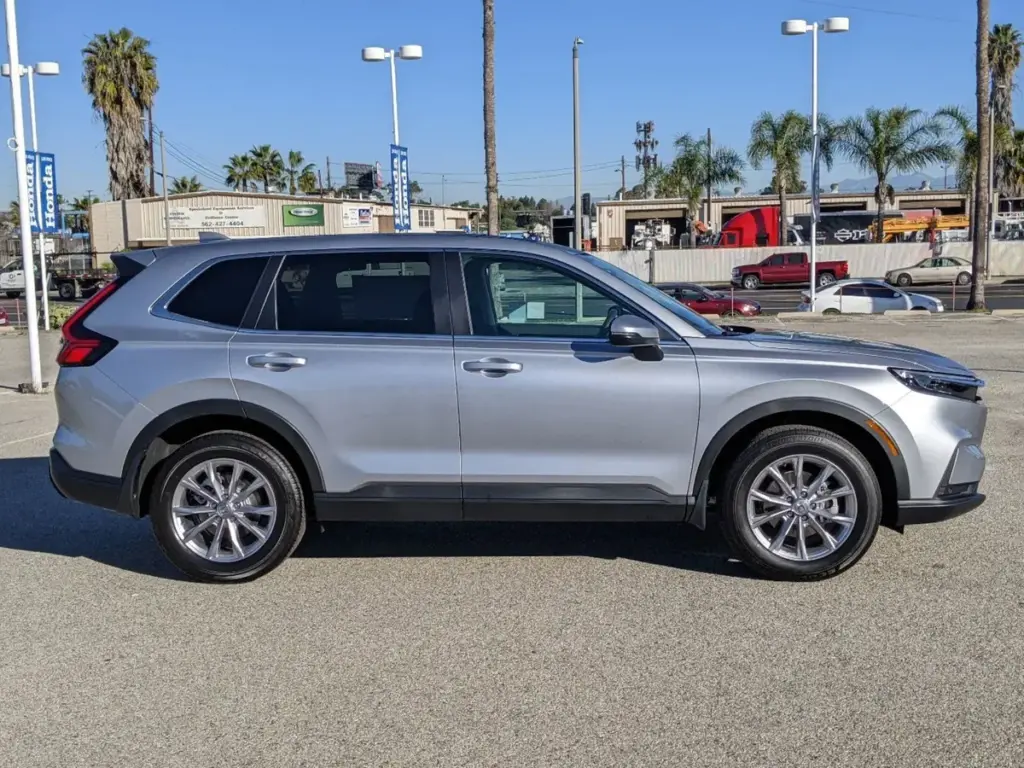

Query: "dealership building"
<box><xmin>89</xmin><ymin>191</ymin><xmax>481</xmax><ymax>263</ymax></box>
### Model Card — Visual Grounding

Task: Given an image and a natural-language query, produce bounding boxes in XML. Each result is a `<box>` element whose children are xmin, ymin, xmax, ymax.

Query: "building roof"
<box><xmin>596</xmin><ymin>188</ymin><xmax>968</xmax><ymax>207</ymax></box>
<box><xmin>124</xmin><ymin>188</ymin><xmax>479</xmax><ymax>211</ymax></box>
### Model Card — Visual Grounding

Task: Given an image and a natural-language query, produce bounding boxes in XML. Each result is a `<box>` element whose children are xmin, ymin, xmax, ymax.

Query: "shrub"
<box><xmin>41</xmin><ymin>304</ymin><xmax>78</xmax><ymax>330</ymax></box>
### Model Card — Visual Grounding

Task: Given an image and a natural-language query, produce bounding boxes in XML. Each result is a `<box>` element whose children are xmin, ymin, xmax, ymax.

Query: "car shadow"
<box><xmin>0</xmin><ymin>457</ymin><xmax>753</xmax><ymax>581</ymax></box>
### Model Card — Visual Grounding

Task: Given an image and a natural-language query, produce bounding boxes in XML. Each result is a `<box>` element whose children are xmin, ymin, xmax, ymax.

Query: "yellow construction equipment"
<box><xmin>870</xmin><ymin>214</ymin><xmax>971</xmax><ymax>243</ymax></box>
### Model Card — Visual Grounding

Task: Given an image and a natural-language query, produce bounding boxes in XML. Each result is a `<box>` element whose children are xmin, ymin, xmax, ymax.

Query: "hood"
<box><xmin>738</xmin><ymin>329</ymin><xmax>971</xmax><ymax>374</ymax></box>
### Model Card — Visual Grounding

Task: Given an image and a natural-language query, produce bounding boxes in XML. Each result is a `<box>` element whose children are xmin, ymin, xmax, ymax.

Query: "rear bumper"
<box><xmin>49</xmin><ymin>449</ymin><xmax>124</xmax><ymax>513</ymax></box>
<box><xmin>895</xmin><ymin>492</ymin><xmax>985</xmax><ymax>526</ymax></box>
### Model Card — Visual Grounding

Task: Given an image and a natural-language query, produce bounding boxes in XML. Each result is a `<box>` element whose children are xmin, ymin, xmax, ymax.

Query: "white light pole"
<box><xmin>361</xmin><ymin>45</ymin><xmax>422</xmax><ymax>146</ymax></box>
<box><xmin>3</xmin><ymin>0</ymin><xmax>42</xmax><ymax>391</ymax></box>
<box><xmin>3</xmin><ymin>59</ymin><xmax>59</xmax><ymax>331</ymax></box>
<box><xmin>783</xmin><ymin>16</ymin><xmax>849</xmax><ymax>312</ymax></box>
<box><xmin>572</xmin><ymin>37</ymin><xmax>583</xmax><ymax>251</ymax></box>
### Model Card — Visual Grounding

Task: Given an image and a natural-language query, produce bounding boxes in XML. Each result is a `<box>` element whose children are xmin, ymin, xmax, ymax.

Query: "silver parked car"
<box><xmin>885</xmin><ymin>256</ymin><xmax>973</xmax><ymax>287</ymax></box>
<box><xmin>49</xmin><ymin>235</ymin><xmax>987</xmax><ymax>582</ymax></box>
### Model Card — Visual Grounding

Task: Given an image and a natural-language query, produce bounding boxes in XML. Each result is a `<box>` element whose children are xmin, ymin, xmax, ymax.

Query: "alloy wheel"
<box><xmin>745</xmin><ymin>454</ymin><xmax>858</xmax><ymax>562</ymax></box>
<box><xmin>170</xmin><ymin>459</ymin><xmax>278</xmax><ymax>563</ymax></box>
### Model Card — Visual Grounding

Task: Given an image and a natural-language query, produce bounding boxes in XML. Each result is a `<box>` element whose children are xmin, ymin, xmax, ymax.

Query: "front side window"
<box><xmin>461</xmin><ymin>254</ymin><xmax>626</xmax><ymax>339</ymax></box>
<box><xmin>168</xmin><ymin>256</ymin><xmax>268</xmax><ymax>327</ymax></box>
<box><xmin>276</xmin><ymin>252</ymin><xmax>436</xmax><ymax>335</ymax></box>
<box><xmin>766</xmin><ymin>254</ymin><xmax>785</xmax><ymax>266</ymax></box>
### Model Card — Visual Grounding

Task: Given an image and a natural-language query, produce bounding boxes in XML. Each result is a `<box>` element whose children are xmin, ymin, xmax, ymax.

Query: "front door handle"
<box><xmin>462</xmin><ymin>357</ymin><xmax>523</xmax><ymax>376</ymax></box>
<box><xmin>247</xmin><ymin>352</ymin><xmax>307</xmax><ymax>371</ymax></box>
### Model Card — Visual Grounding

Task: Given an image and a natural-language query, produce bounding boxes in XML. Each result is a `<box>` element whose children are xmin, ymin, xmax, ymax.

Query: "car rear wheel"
<box><xmin>956</xmin><ymin>271</ymin><xmax>971</xmax><ymax>286</ymax></box>
<box><xmin>896</xmin><ymin>273</ymin><xmax>912</xmax><ymax>287</ymax></box>
<box><xmin>742</xmin><ymin>275</ymin><xmax>760</xmax><ymax>290</ymax></box>
<box><xmin>149</xmin><ymin>431</ymin><xmax>307</xmax><ymax>582</ymax></box>
<box><xmin>718</xmin><ymin>426</ymin><xmax>882</xmax><ymax>580</ymax></box>
<box><xmin>57</xmin><ymin>282</ymin><xmax>77</xmax><ymax>300</ymax></box>
<box><xmin>5</xmin><ymin>291</ymin><xmax>21</xmax><ymax>299</ymax></box>
<box><xmin>817</xmin><ymin>272</ymin><xmax>836</xmax><ymax>288</ymax></box>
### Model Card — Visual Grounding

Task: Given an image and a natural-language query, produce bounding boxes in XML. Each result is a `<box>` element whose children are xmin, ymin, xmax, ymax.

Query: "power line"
<box><xmin>795</xmin><ymin>0</ymin><xmax>965</xmax><ymax>23</ymax></box>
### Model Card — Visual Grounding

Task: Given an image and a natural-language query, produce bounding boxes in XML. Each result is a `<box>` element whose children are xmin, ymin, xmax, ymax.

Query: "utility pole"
<box><xmin>326</xmin><ymin>156</ymin><xmax>331</xmax><ymax>191</ymax></box>
<box><xmin>441</xmin><ymin>174</ymin><xmax>446</xmax><ymax>207</ymax></box>
<box><xmin>148</xmin><ymin>107</ymin><xmax>156</xmax><ymax>196</ymax></box>
<box><xmin>706</xmin><ymin>128</ymin><xmax>713</xmax><ymax>234</ymax></box>
<box><xmin>634</xmin><ymin>121</ymin><xmax>658</xmax><ymax>198</ymax></box>
<box><xmin>620</xmin><ymin>155</ymin><xmax>626</xmax><ymax>199</ymax></box>
<box><xmin>160</xmin><ymin>130</ymin><xmax>170</xmax><ymax>246</ymax></box>
<box><xmin>572</xmin><ymin>37</ymin><xmax>583</xmax><ymax>250</ymax></box>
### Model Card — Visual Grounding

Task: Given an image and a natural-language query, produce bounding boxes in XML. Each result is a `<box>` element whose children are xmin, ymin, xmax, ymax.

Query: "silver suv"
<box><xmin>49</xmin><ymin>235</ymin><xmax>987</xmax><ymax>582</ymax></box>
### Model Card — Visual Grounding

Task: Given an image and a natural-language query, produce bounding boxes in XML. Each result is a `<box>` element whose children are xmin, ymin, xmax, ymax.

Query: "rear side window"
<box><xmin>167</xmin><ymin>256</ymin><xmax>268</xmax><ymax>327</ymax></box>
<box><xmin>785</xmin><ymin>253</ymin><xmax>806</xmax><ymax>265</ymax></box>
<box><xmin>276</xmin><ymin>251</ymin><xmax>436</xmax><ymax>335</ymax></box>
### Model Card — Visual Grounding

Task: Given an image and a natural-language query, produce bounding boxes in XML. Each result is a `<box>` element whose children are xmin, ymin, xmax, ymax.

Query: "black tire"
<box><xmin>5</xmin><ymin>291</ymin><xmax>21</xmax><ymax>299</ymax></box>
<box><xmin>817</xmin><ymin>271</ymin><xmax>836</xmax><ymax>288</ymax></box>
<box><xmin>57</xmin><ymin>282</ymin><xmax>77</xmax><ymax>300</ymax></box>
<box><xmin>956</xmin><ymin>271</ymin><xmax>971</xmax><ymax>286</ymax></box>
<box><xmin>896</xmin><ymin>273</ymin><xmax>912</xmax><ymax>287</ymax></box>
<box><xmin>718</xmin><ymin>425</ymin><xmax>882</xmax><ymax>581</ymax></box>
<box><xmin>742</xmin><ymin>274</ymin><xmax>760</xmax><ymax>290</ymax></box>
<box><xmin>822</xmin><ymin>307</ymin><xmax>841</xmax><ymax>315</ymax></box>
<box><xmin>149</xmin><ymin>431</ymin><xmax>307</xmax><ymax>582</ymax></box>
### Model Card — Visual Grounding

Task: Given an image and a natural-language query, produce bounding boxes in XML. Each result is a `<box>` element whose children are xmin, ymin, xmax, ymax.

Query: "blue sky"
<box><xmin>1</xmin><ymin>0</ymin><xmax>1022</xmax><ymax>206</ymax></box>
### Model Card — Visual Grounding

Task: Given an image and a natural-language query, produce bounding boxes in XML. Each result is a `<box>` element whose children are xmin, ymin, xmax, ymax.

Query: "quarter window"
<box><xmin>461</xmin><ymin>254</ymin><xmax>628</xmax><ymax>339</ymax></box>
<box><xmin>276</xmin><ymin>252</ymin><xmax>436</xmax><ymax>335</ymax></box>
<box><xmin>167</xmin><ymin>256</ymin><xmax>268</xmax><ymax>327</ymax></box>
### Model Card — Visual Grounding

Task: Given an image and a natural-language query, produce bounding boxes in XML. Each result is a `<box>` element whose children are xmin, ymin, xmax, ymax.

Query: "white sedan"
<box><xmin>798</xmin><ymin>279</ymin><xmax>944</xmax><ymax>314</ymax></box>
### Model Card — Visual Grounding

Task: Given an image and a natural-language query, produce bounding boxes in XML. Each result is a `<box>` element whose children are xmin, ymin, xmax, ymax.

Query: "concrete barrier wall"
<box><xmin>599</xmin><ymin>241</ymin><xmax>1024</xmax><ymax>284</ymax></box>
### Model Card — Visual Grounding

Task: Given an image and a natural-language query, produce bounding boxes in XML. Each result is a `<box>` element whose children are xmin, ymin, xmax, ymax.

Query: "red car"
<box><xmin>0</xmin><ymin>306</ymin><xmax>7</xmax><ymax>326</ymax></box>
<box><xmin>657</xmin><ymin>282</ymin><xmax>761</xmax><ymax>317</ymax></box>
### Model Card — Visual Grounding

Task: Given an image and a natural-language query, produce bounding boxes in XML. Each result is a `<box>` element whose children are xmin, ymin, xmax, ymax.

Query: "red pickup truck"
<box><xmin>730</xmin><ymin>251</ymin><xmax>850</xmax><ymax>290</ymax></box>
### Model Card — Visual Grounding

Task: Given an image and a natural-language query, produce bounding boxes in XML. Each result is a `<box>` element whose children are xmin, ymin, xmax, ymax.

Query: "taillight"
<box><xmin>57</xmin><ymin>281</ymin><xmax>121</xmax><ymax>367</ymax></box>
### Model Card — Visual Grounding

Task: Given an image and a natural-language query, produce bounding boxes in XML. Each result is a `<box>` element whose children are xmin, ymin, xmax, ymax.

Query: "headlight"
<box><xmin>889</xmin><ymin>368</ymin><xmax>983</xmax><ymax>401</ymax></box>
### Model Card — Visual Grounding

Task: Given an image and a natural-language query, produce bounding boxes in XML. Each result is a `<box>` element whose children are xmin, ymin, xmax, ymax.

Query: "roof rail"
<box><xmin>198</xmin><ymin>231</ymin><xmax>230</xmax><ymax>243</ymax></box>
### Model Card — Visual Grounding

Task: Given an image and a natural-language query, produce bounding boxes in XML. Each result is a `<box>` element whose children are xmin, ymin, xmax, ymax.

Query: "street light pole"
<box><xmin>3</xmin><ymin>0</ymin><xmax>42</xmax><ymax>391</ymax></box>
<box><xmin>362</xmin><ymin>45</ymin><xmax>423</xmax><ymax>147</ymax></box>
<box><xmin>782</xmin><ymin>16</ymin><xmax>849</xmax><ymax>313</ymax></box>
<box><xmin>572</xmin><ymin>37</ymin><xmax>583</xmax><ymax>251</ymax></box>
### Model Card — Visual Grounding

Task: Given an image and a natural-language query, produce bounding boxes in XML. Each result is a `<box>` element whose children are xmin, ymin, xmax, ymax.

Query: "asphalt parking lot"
<box><xmin>1</xmin><ymin>320</ymin><xmax>1022</xmax><ymax>767</ymax></box>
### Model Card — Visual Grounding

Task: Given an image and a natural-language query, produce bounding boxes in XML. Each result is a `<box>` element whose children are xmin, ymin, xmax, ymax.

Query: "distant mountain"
<box><xmin>827</xmin><ymin>172</ymin><xmax>952</xmax><ymax>193</ymax></box>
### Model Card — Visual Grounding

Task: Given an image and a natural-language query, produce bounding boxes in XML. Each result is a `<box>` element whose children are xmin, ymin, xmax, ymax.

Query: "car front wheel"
<box><xmin>718</xmin><ymin>425</ymin><xmax>882</xmax><ymax>580</ymax></box>
<box><xmin>742</xmin><ymin>275</ymin><xmax>760</xmax><ymax>290</ymax></box>
<box><xmin>896</xmin><ymin>273</ymin><xmax>912</xmax><ymax>287</ymax></box>
<box><xmin>149</xmin><ymin>431</ymin><xmax>307</xmax><ymax>582</ymax></box>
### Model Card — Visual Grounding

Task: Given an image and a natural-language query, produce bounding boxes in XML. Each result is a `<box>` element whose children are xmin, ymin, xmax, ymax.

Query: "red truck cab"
<box><xmin>717</xmin><ymin>206</ymin><xmax>804</xmax><ymax>248</ymax></box>
<box><xmin>730</xmin><ymin>251</ymin><xmax>850</xmax><ymax>290</ymax></box>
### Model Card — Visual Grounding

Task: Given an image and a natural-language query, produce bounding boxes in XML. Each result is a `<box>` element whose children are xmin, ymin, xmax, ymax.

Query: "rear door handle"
<box><xmin>247</xmin><ymin>353</ymin><xmax>307</xmax><ymax>371</ymax></box>
<box><xmin>462</xmin><ymin>358</ymin><xmax>523</xmax><ymax>375</ymax></box>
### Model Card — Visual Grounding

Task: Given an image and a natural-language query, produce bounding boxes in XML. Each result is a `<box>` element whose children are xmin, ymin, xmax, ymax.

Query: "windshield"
<box><xmin>572</xmin><ymin>250</ymin><xmax>724</xmax><ymax>336</ymax></box>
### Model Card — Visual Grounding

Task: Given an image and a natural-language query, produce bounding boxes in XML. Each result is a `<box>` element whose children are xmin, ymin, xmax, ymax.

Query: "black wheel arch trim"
<box><xmin>692</xmin><ymin>397</ymin><xmax>911</xmax><ymax>502</ymax></box>
<box><xmin>119</xmin><ymin>399</ymin><xmax>325</xmax><ymax>517</ymax></box>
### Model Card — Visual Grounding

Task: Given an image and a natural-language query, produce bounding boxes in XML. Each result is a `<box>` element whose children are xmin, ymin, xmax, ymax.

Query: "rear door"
<box><xmin>228</xmin><ymin>248</ymin><xmax>462</xmax><ymax>517</ymax></box>
<box><xmin>835</xmin><ymin>283</ymin><xmax>872</xmax><ymax>313</ymax></box>
<box><xmin>449</xmin><ymin>249</ymin><xmax>700</xmax><ymax>519</ymax></box>
<box><xmin>784</xmin><ymin>252</ymin><xmax>808</xmax><ymax>284</ymax></box>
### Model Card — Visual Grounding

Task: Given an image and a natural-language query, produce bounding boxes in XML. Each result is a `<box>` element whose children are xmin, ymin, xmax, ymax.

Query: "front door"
<box><xmin>228</xmin><ymin>248</ymin><xmax>462</xmax><ymax>519</ymax></box>
<box><xmin>450</xmin><ymin>250</ymin><xmax>701</xmax><ymax>520</ymax></box>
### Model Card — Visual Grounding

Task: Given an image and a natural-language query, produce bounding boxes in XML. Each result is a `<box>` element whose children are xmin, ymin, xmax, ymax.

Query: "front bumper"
<box><xmin>49</xmin><ymin>448</ymin><xmax>123</xmax><ymax>513</ymax></box>
<box><xmin>896</xmin><ymin>491</ymin><xmax>985</xmax><ymax>526</ymax></box>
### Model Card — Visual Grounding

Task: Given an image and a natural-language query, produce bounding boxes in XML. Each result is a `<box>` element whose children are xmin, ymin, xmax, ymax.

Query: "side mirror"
<box><xmin>608</xmin><ymin>314</ymin><xmax>660</xmax><ymax>348</ymax></box>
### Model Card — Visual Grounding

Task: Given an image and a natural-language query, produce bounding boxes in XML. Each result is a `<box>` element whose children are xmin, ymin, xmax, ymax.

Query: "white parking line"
<box><xmin>0</xmin><ymin>431</ymin><xmax>53</xmax><ymax>448</ymax></box>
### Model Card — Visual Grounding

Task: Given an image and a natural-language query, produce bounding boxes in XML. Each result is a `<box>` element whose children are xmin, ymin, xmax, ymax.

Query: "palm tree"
<box><xmin>67</xmin><ymin>195</ymin><xmax>101</xmax><ymax>234</ymax></box>
<box><xmin>834</xmin><ymin>107</ymin><xmax>954</xmax><ymax>244</ymax></box>
<box><xmin>285</xmin><ymin>151</ymin><xmax>316</xmax><ymax>195</ymax></box>
<box><xmin>249</xmin><ymin>145</ymin><xmax>284</xmax><ymax>193</ymax></box>
<box><xmin>224</xmin><ymin>154</ymin><xmax>256</xmax><ymax>192</ymax></box>
<box><xmin>936</xmin><ymin>106</ymin><xmax>981</xmax><ymax>194</ymax></box>
<box><xmin>747</xmin><ymin>111</ymin><xmax>813</xmax><ymax>247</ymax></box>
<box><xmin>973</xmin><ymin>0</ymin><xmax>992</xmax><ymax>309</ymax></box>
<box><xmin>170</xmin><ymin>176</ymin><xmax>203</xmax><ymax>194</ymax></box>
<box><xmin>82</xmin><ymin>29</ymin><xmax>158</xmax><ymax>201</ymax></box>
<box><xmin>658</xmin><ymin>134</ymin><xmax>745</xmax><ymax>246</ymax></box>
<box><xmin>989</xmin><ymin>24</ymin><xmax>1022</xmax><ymax>194</ymax></box>
<box><xmin>298</xmin><ymin>169</ymin><xmax>319</xmax><ymax>195</ymax></box>
<box><xmin>483</xmin><ymin>0</ymin><xmax>499</xmax><ymax>235</ymax></box>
